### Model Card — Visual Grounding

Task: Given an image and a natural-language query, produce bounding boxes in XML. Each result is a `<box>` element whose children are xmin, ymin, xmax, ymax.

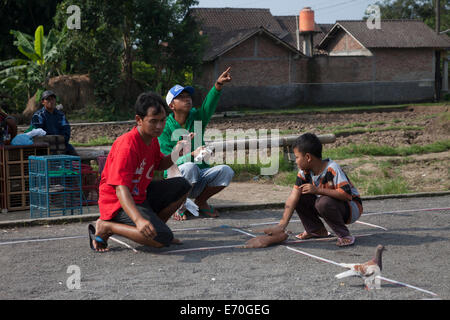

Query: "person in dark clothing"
<box><xmin>31</xmin><ymin>90</ymin><xmax>77</xmax><ymax>155</ymax></box>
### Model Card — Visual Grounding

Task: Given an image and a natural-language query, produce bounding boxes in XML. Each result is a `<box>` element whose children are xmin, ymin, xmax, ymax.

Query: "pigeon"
<box><xmin>335</xmin><ymin>244</ymin><xmax>386</xmax><ymax>290</ymax></box>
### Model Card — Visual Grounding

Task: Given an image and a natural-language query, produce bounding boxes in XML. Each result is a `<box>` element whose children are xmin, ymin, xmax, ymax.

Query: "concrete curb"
<box><xmin>1</xmin><ymin>191</ymin><xmax>449</xmax><ymax>229</ymax></box>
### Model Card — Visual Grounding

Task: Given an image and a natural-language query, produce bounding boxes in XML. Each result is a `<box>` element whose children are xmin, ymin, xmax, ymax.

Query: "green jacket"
<box><xmin>158</xmin><ymin>86</ymin><xmax>222</xmax><ymax>177</ymax></box>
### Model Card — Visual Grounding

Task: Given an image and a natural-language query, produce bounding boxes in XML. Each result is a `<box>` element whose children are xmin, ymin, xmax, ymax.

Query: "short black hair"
<box><xmin>292</xmin><ymin>133</ymin><xmax>322</xmax><ymax>159</ymax></box>
<box><xmin>135</xmin><ymin>91</ymin><xmax>168</xmax><ymax>117</ymax></box>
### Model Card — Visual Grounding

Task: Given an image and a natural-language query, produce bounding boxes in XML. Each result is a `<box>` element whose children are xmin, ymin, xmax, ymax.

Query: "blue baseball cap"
<box><xmin>166</xmin><ymin>85</ymin><xmax>194</xmax><ymax>106</ymax></box>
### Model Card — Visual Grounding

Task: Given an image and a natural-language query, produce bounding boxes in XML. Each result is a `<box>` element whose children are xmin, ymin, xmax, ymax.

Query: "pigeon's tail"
<box><xmin>335</xmin><ymin>269</ymin><xmax>360</xmax><ymax>279</ymax></box>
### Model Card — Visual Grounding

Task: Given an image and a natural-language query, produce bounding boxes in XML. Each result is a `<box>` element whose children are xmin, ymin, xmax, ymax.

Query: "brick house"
<box><xmin>190</xmin><ymin>8</ymin><xmax>450</xmax><ymax>109</ymax></box>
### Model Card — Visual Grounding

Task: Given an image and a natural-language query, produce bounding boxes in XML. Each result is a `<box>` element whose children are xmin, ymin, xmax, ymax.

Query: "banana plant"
<box><xmin>0</xmin><ymin>25</ymin><xmax>65</xmax><ymax>101</ymax></box>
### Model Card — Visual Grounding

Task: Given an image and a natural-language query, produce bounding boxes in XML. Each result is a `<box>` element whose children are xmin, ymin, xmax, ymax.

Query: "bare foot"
<box><xmin>171</xmin><ymin>238</ymin><xmax>183</xmax><ymax>245</ymax></box>
<box><xmin>295</xmin><ymin>228</ymin><xmax>330</xmax><ymax>240</ymax></box>
<box><xmin>93</xmin><ymin>219</ymin><xmax>113</xmax><ymax>252</ymax></box>
<box><xmin>196</xmin><ymin>201</ymin><xmax>219</xmax><ymax>218</ymax></box>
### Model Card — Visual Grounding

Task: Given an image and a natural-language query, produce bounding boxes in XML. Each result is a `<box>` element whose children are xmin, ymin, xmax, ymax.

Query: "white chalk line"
<box><xmin>0</xmin><ymin>233</ymin><xmax>139</xmax><ymax>253</ymax></box>
<box><xmin>363</xmin><ymin>207</ymin><xmax>450</xmax><ymax>216</ymax></box>
<box><xmin>162</xmin><ymin>232</ymin><xmax>378</xmax><ymax>254</ymax></box>
<box><xmin>172</xmin><ymin>218</ymin><xmax>388</xmax><ymax>234</ymax></box>
<box><xmin>109</xmin><ymin>236</ymin><xmax>138</xmax><ymax>253</ymax></box>
<box><xmin>285</xmin><ymin>233</ymin><xmax>376</xmax><ymax>244</ymax></box>
<box><xmin>0</xmin><ymin>235</ymin><xmax>85</xmax><ymax>246</ymax></box>
<box><xmin>162</xmin><ymin>244</ymin><xmax>244</xmax><ymax>254</ymax></box>
<box><xmin>231</xmin><ymin>228</ymin><xmax>257</xmax><ymax>238</ymax></box>
<box><xmin>285</xmin><ymin>246</ymin><xmax>438</xmax><ymax>297</ymax></box>
<box><xmin>234</xmin><ymin>228</ymin><xmax>440</xmax><ymax>298</ymax></box>
<box><xmin>247</xmin><ymin>219</ymin><xmax>388</xmax><ymax>232</ymax></box>
<box><xmin>0</xmin><ymin>222</ymin><xmax>440</xmax><ymax>297</ymax></box>
<box><xmin>355</xmin><ymin>220</ymin><xmax>388</xmax><ymax>231</ymax></box>
<box><xmin>1</xmin><ymin>206</ymin><xmax>445</xmax><ymax>246</ymax></box>
<box><xmin>376</xmin><ymin>276</ymin><xmax>438</xmax><ymax>297</ymax></box>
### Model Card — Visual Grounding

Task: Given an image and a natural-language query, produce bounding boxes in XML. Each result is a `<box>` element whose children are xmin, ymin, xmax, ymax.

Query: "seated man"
<box><xmin>31</xmin><ymin>90</ymin><xmax>77</xmax><ymax>155</ymax></box>
<box><xmin>0</xmin><ymin>104</ymin><xmax>18</xmax><ymax>144</ymax></box>
<box><xmin>90</xmin><ymin>91</ymin><xmax>192</xmax><ymax>252</ymax></box>
<box><xmin>158</xmin><ymin>67</ymin><xmax>234</xmax><ymax>220</ymax></box>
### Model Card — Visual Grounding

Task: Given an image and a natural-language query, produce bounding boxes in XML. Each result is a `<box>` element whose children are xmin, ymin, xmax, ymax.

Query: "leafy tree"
<box><xmin>53</xmin><ymin>0</ymin><xmax>206</xmax><ymax>118</ymax></box>
<box><xmin>0</xmin><ymin>25</ymin><xmax>66</xmax><ymax>113</ymax></box>
<box><xmin>53</xmin><ymin>0</ymin><xmax>125</xmax><ymax>115</ymax></box>
<box><xmin>0</xmin><ymin>0</ymin><xmax>61</xmax><ymax>60</ymax></box>
<box><xmin>368</xmin><ymin>0</ymin><xmax>449</xmax><ymax>32</ymax></box>
<box><xmin>134</xmin><ymin>0</ymin><xmax>206</xmax><ymax>94</ymax></box>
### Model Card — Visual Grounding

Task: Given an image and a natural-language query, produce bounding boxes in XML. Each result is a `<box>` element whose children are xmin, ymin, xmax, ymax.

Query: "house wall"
<box><xmin>195</xmin><ymin>34</ymin><xmax>292</xmax><ymax>88</ymax></box>
<box><xmin>194</xmin><ymin>34</ymin><xmax>436</xmax><ymax>110</ymax></box>
<box><xmin>373</xmin><ymin>48</ymin><xmax>434</xmax><ymax>81</ymax></box>
<box><xmin>326</xmin><ymin>31</ymin><xmax>372</xmax><ymax>56</ymax></box>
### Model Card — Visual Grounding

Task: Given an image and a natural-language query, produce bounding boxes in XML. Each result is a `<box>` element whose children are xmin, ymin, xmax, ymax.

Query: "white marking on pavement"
<box><xmin>0</xmin><ymin>235</ymin><xmax>84</xmax><ymax>246</ymax></box>
<box><xmin>109</xmin><ymin>236</ymin><xmax>138</xmax><ymax>253</ymax></box>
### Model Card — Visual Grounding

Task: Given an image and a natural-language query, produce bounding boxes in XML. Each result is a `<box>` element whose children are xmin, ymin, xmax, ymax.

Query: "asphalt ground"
<box><xmin>0</xmin><ymin>195</ymin><xmax>449</xmax><ymax>302</ymax></box>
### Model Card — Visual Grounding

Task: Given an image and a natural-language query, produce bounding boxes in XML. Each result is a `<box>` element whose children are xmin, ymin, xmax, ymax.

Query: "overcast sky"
<box><xmin>193</xmin><ymin>0</ymin><xmax>379</xmax><ymax>23</ymax></box>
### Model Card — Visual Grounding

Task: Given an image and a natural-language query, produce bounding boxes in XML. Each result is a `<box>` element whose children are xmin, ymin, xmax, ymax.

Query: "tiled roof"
<box><xmin>202</xmin><ymin>27</ymin><xmax>301</xmax><ymax>61</ymax></box>
<box><xmin>190</xmin><ymin>8</ymin><xmax>450</xmax><ymax>61</ymax></box>
<box><xmin>319</xmin><ymin>20</ymin><xmax>450</xmax><ymax>49</ymax></box>
<box><xmin>191</xmin><ymin>8</ymin><xmax>295</xmax><ymax>60</ymax></box>
<box><xmin>191</xmin><ymin>8</ymin><xmax>285</xmax><ymax>35</ymax></box>
<box><xmin>274</xmin><ymin>16</ymin><xmax>333</xmax><ymax>53</ymax></box>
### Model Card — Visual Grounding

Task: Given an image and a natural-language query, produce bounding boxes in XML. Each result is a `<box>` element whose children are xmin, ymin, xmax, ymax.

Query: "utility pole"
<box><xmin>436</xmin><ymin>0</ymin><xmax>441</xmax><ymax>34</ymax></box>
<box><xmin>435</xmin><ymin>0</ymin><xmax>441</xmax><ymax>101</ymax></box>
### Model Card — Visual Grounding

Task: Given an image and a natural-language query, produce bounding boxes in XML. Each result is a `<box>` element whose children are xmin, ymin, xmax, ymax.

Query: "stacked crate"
<box><xmin>0</xmin><ymin>144</ymin><xmax>49</xmax><ymax>212</ymax></box>
<box><xmin>81</xmin><ymin>163</ymin><xmax>99</xmax><ymax>206</ymax></box>
<box><xmin>33</xmin><ymin>135</ymin><xmax>66</xmax><ymax>155</ymax></box>
<box><xmin>29</xmin><ymin>155</ymin><xmax>83</xmax><ymax>218</ymax></box>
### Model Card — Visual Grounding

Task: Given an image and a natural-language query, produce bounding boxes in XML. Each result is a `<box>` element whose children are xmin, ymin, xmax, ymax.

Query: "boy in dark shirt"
<box><xmin>31</xmin><ymin>90</ymin><xmax>77</xmax><ymax>155</ymax></box>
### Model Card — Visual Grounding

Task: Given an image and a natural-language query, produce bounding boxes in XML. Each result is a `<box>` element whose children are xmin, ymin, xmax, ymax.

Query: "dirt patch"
<box><xmin>71</xmin><ymin>105</ymin><xmax>449</xmax><ymax>146</ymax></box>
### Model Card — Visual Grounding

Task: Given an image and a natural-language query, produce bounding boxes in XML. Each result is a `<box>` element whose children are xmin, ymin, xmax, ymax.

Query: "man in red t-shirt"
<box><xmin>90</xmin><ymin>92</ymin><xmax>191</xmax><ymax>252</ymax></box>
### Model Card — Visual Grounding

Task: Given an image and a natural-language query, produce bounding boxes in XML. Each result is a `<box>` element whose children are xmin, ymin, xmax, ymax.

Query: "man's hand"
<box><xmin>135</xmin><ymin>218</ymin><xmax>157</xmax><ymax>239</ymax></box>
<box><xmin>191</xmin><ymin>145</ymin><xmax>206</xmax><ymax>158</ymax></box>
<box><xmin>171</xmin><ymin>138</ymin><xmax>191</xmax><ymax>162</ymax></box>
<box><xmin>299</xmin><ymin>183</ymin><xmax>319</xmax><ymax>195</ymax></box>
<box><xmin>215</xmin><ymin>67</ymin><xmax>232</xmax><ymax>90</ymax></box>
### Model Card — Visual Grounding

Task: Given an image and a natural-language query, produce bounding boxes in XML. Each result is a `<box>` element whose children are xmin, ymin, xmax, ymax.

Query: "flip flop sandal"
<box><xmin>295</xmin><ymin>230</ymin><xmax>330</xmax><ymax>240</ymax></box>
<box><xmin>199</xmin><ymin>206</ymin><xmax>219</xmax><ymax>218</ymax></box>
<box><xmin>336</xmin><ymin>235</ymin><xmax>355</xmax><ymax>247</ymax></box>
<box><xmin>88</xmin><ymin>224</ymin><xmax>108</xmax><ymax>251</ymax></box>
<box><xmin>174</xmin><ymin>209</ymin><xmax>188</xmax><ymax>221</ymax></box>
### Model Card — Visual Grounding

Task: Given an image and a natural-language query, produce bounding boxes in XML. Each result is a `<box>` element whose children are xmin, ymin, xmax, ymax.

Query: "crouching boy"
<box><xmin>276</xmin><ymin>133</ymin><xmax>363</xmax><ymax>247</ymax></box>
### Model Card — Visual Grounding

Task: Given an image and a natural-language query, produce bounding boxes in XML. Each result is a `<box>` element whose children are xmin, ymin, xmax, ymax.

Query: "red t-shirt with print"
<box><xmin>98</xmin><ymin>127</ymin><xmax>164</xmax><ymax>220</ymax></box>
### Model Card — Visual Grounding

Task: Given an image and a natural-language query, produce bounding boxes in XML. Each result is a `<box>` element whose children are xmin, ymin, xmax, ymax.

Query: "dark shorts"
<box><xmin>111</xmin><ymin>177</ymin><xmax>191</xmax><ymax>246</ymax></box>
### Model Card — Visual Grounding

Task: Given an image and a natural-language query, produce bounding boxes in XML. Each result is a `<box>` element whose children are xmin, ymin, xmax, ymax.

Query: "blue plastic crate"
<box><xmin>29</xmin><ymin>155</ymin><xmax>83</xmax><ymax>218</ymax></box>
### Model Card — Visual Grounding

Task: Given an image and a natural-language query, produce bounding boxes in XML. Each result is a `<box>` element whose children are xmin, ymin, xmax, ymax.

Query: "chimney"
<box><xmin>298</xmin><ymin>7</ymin><xmax>315</xmax><ymax>57</ymax></box>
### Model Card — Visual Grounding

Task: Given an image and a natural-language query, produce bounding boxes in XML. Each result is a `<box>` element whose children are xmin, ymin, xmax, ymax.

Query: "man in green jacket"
<box><xmin>158</xmin><ymin>67</ymin><xmax>234</xmax><ymax>221</ymax></box>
